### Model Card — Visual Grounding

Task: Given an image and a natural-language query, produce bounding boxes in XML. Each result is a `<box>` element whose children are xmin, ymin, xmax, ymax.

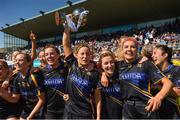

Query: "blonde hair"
<box><xmin>99</xmin><ymin>50</ymin><xmax>115</xmax><ymax>65</ymax></box>
<box><xmin>74</xmin><ymin>43</ymin><xmax>90</xmax><ymax>55</ymax></box>
<box><xmin>121</xmin><ymin>37</ymin><xmax>138</xmax><ymax>49</ymax></box>
<box><xmin>115</xmin><ymin>36</ymin><xmax>128</xmax><ymax>61</ymax></box>
<box><xmin>16</xmin><ymin>52</ymin><xmax>32</xmax><ymax>63</ymax></box>
<box><xmin>141</xmin><ymin>44</ymin><xmax>153</xmax><ymax>60</ymax></box>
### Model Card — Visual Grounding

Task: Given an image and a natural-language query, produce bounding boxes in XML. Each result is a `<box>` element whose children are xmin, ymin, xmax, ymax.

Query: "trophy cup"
<box><xmin>55</xmin><ymin>7</ymin><xmax>89</xmax><ymax>32</ymax></box>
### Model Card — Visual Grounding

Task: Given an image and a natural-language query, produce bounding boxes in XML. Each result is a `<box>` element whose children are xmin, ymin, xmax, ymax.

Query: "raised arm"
<box><xmin>29</xmin><ymin>30</ymin><xmax>37</xmax><ymax>61</ymax></box>
<box><xmin>62</xmin><ymin>27</ymin><xmax>72</xmax><ymax>58</ymax></box>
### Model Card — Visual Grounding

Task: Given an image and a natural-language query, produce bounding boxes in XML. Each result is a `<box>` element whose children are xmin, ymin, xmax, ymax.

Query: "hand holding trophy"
<box><xmin>55</xmin><ymin>8</ymin><xmax>89</xmax><ymax>32</ymax></box>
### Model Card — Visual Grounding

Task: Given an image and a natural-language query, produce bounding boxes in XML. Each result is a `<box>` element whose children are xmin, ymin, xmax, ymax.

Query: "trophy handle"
<box><xmin>55</xmin><ymin>11</ymin><xmax>60</xmax><ymax>26</ymax></box>
<box><xmin>55</xmin><ymin>11</ymin><xmax>66</xmax><ymax>26</ymax></box>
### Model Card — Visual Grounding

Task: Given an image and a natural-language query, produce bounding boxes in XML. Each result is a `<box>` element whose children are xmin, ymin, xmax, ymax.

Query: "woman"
<box><xmin>0</xmin><ymin>60</ymin><xmax>22</xmax><ymax>119</ymax></box>
<box><xmin>38</xmin><ymin>50</ymin><xmax>47</xmax><ymax>69</ymax></box>
<box><xmin>101</xmin><ymin>37</ymin><xmax>173</xmax><ymax>119</ymax></box>
<box><xmin>62</xmin><ymin>28</ymin><xmax>101</xmax><ymax>119</ymax></box>
<box><xmin>152</xmin><ymin>45</ymin><xmax>180</xmax><ymax>119</ymax></box>
<box><xmin>42</xmin><ymin>44</ymin><xmax>68</xmax><ymax>119</ymax></box>
<box><xmin>114</xmin><ymin>36</ymin><xmax>128</xmax><ymax>61</ymax></box>
<box><xmin>98</xmin><ymin>50</ymin><xmax>123</xmax><ymax>119</ymax></box>
<box><xmin>0</xmin><ymin>52</ymin><xmax>45</xmax><ymax>119</ymax></box>
<box><xmin>140</xmin><ymin>44</ymin><xmax>154</xmax><ymax>62</ymax></box>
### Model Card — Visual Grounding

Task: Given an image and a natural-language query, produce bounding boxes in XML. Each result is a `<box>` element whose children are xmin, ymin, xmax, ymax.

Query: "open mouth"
<box><xmin>125</xmin><ymin>51</ymin><xmax>134</xmax><ymax>56</ymax></box>
<box><xmin>47</xmin><ymin>59</ymin><xmax>54</xmax><ymax>63</ymax></box>
<box><xmin>153</xmin><ymin>57</ymin><xmax>157</xmax><ymax>62</ymax></box>
<box><xmin>82</xmin><ymin>59</ymin><xmax>88</xmax><ymax>63</ymax></box>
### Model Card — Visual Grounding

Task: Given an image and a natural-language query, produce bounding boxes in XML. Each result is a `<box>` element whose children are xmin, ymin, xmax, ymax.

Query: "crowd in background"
<box><xmin>5</xmin><ymin>18</ymin><xmax>180</xmax><ymax>61</ymax></box>
<box><xmin>0</xmin><ymin>18</ymin><xmax>180</xmax><ymax>119</ymax></box>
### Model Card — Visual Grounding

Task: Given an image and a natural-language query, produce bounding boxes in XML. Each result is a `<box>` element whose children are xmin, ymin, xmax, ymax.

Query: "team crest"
<box><xmin>87</xmin><ymin>71</ymin><xmax>92</xmax><ymax>76</ymax></box>
<box><xmin>167</xmin><ymin>74</ymin><xmax>172</xmax><ymax>79</ymax></box>
<box><xmin>18</xmin><ymin>82</ymin><xmax>21</xmax><ymax>86</ymax></box>
<box><xmin>22</xmin><ymin>82</ymin><xmax>26</xmax><ymax>87</ymax></box>
<box><xmin>137</xmin><ymin>63</ymin><xmax>142</xmax><ymax>68</ymax></box>
<box><xmin>128</xmin><ymin>65</ymin><xmax>132</xmax><ymax>68</ymax></box>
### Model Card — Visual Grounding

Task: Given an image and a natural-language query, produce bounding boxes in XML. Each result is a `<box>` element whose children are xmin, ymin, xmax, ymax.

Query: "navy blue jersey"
<box><xmin>42</xmin><ymin>62</ymin><xmax>68</xmax><ymax>118</ymax></box>
<box><xmin>152</xmin><ymin>64</ymin><xmax>180</xmax><ymax>119</ymax></box>
<box><xmin>164</xmin><ymin>65</ymin><xmax>180</xmax><ymax>86</ymax></box>
<box><xmin>0</xmin><ymin>80</ymin><xmax>17</xmax><ymax>119</ymax></box>
<box><xmin>13</xmin><ymin>68</ymin><xmax>45</xmax><ymax>118</ymax></box>
<box><xmin>0</xmin><ymin>72</ymin><xmax>24</xmax><ymax>119</ymax></box>
<box><xmin>98</xmin><ymin>73</ymin><xmax>123</xmax><ymax>119</ymax></box>
<box><xmin>64</xmin><ymin>53</ymin><xmax>99</xmax><ymax>118</ymax></box>
<box><xmin>117</xmin><ymin>60</ymin><xmax>164</xmax><ymax>101</ymax></box>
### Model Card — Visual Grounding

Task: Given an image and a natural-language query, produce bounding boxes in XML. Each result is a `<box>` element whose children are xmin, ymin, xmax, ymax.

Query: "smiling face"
<box><xmin>101</xmin><ymin>55</ymin><xmax>115</xmax><ymax>77</ymax></box>
<box><xmin>45</xmin><ymin>47</ymin><xmax>60</xmax><ymax>67</ymax></box>
<box><xmin>12</xmin><ymin>51</ymin><xmax>20</xmax><ymax>63</ymax></box>
<box><xmin>38</xmin><ymin>51</ymin><xmax>46</xmax><ymax>64</ymax></box>
<box><xmin>14</xmin><ymin>53</ymin><xmax>30</xmax><ymax>72</ymax></box>
<box><xmin>152</xmin><ymin>48</ymin><xmax>167</xmax><ymax>65</ymax></box>
<box><xmin>76</xmin><ymin>46</ymin><xmax>91</xmax><ymax>67</ymax></box>
<box><xmin>122</xmin><ymin>40</ymin><xmax>137</xmax><ymax>63</ymax></box>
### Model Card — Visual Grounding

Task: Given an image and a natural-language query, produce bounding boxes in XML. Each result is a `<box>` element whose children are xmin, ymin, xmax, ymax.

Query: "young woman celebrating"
<box><xmin>62</xmin><ymin>28</ymin><xmax>101</xmax><ymax>119</ymax></box>
<box><xmin>0</xmin><ymin>53</ymin><xmax>45</xmax><ymax>119</ymax></box>
<box><xmin>101</xmin><ymin>37</ymin><xmax>173</xmax><ymax>119</ymax></box>
<box><xmin>0</xmin><ymin>60</ymin><xmax>22</xmax><ymax>119</ymax></box>
<box><xmin>152</xmin><ymin>45</ymin><xmax>180</xmax><ymax>119</ymax></box>
<box><xmin>42</xmin><ymin>44</ymin><xmax>68</xmax><ymax>119</ymax></box>
<box><xmin>98</xmin><ymin>50</ymin><xmax>123</xmax><ymax>119</ymax></box>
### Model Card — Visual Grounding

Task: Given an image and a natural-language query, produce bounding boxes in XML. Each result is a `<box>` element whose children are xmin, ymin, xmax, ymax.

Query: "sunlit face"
<box><xmin>12</xmin><ymin>51</ymin><xmax>19</xmax><ymax>63</ymax></box>
<box><xmin>0</xmin><ymin>64</ymin><xmax>8</xmax><ymax>79</ymax></box>
<box><xmin>152</xmin><ymin>48</ymin><xmax>167</xmax><ymax>65</ymax></box>
<box><xmin>15</xmin><ymin>54</ymin><xmax>29</xmax><ymax>71</ymax></box>
<box><xmin>122</xmin><ymin>41</ymin><xmax>137</xmax><ymax>63</ymax></box>
<box><xmin>38</xmin><ymin>51</ymin><xmax>46</xmax><ymax>64</ymax></box>
<box><xmin>76</xmin><ymin>47</ymin><xmax>91</xmax><ymax>66</ymax></box>
<box><xmin>45</xmin><ymin>48</ymin><xmax>60</xmax><ymax>67</ymax></box>
<box><xmin>101</xmin><ymin>56</ymin><xmax>115</xmax><ymax>77</ymax></box>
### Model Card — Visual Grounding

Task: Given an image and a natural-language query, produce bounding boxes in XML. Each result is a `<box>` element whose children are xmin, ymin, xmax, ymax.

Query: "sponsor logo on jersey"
<box><xmin>71</xmin><ymin>73</ymin><xmax>92</xmax><ymax>95</ymax></box>
<box><xmin>102</xmin><ymin>84</ymin><xmax>122</xmax><ymax>100</ymax></box>
<box><xmin>119</xmin><ymin>72</ymin><xmax>149</xmax><ymax>90</ymax></box>
<box><xmin>137</xmin><ymin>63</ymin><xmax>142</xmax><ymax>68</ymax></box>
<box><xmin>44</xmin><ymin>78</ymin><xmax>65</xmax><ymax>90</ymax></box>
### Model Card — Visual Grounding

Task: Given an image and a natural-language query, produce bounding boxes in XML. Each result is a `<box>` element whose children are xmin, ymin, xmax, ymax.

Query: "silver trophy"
<box><xmin>55</xmin><ymin>7</ymin><xmax>89</xmax><ymax>32</ymax></box>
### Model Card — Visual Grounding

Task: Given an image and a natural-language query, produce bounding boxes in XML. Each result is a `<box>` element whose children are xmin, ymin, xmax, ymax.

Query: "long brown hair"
<box><xmin>99</xmin><ymin>50</ymin><xmax>116</xmax><ymax>68</ymax></box>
